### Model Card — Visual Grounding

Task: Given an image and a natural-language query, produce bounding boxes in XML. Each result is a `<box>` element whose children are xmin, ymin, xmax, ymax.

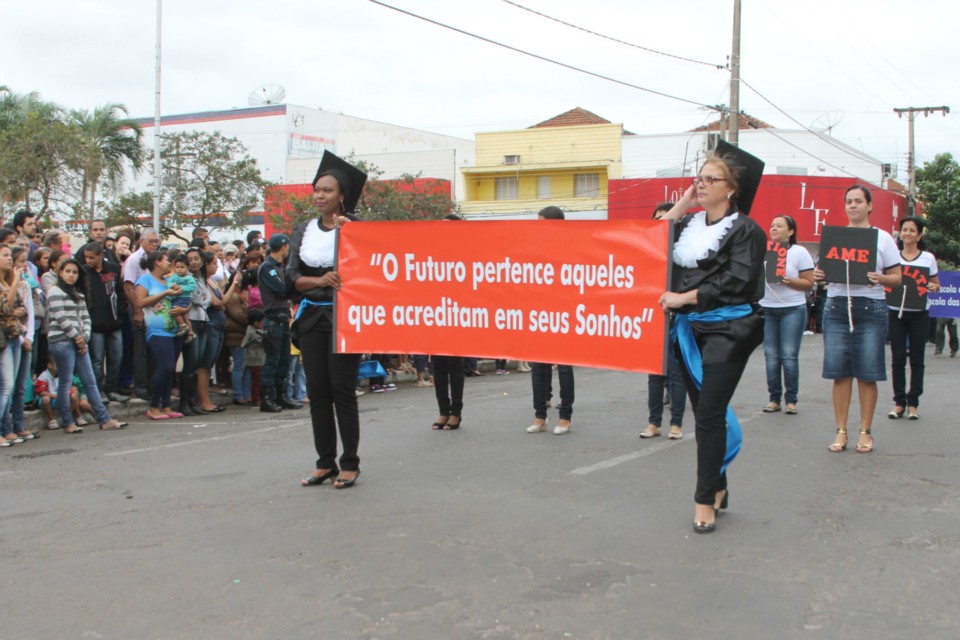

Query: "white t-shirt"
<box><xmin>827</xmin><ymin>228</ymin><xmax>900</xmax><ymax>301</ymax></box>
<box><xmin>760</xmin><ymin>244</ymin><xmax>815</xmax><ymax>308</ymax></box>
<box><xmin>887</xmin><ymin>250</ymin><xmax>938</xmax><ymax>312</ymax></box>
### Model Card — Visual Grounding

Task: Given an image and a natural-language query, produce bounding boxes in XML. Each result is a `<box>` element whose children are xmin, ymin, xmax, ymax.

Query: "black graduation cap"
<box><xmin>715</xmin><ymin>140</ymin><xmax>764</xmax><ymax>215</ymax></box>
<box><xmin>311</xmin><ymin>150</ymin><xmax>368</xmax><ymax>213</ymax></box>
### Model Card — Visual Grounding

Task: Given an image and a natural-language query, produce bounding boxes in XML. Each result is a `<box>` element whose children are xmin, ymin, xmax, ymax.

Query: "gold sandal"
<box><xmin>856</xmin><ymin>428</ymin><xmax>874</xmax><ymax>453</ymax></box>
<box><xmin>828</xmin><ymin>427</ymin><xmax>847</xmax><ymax>453</ymax></box>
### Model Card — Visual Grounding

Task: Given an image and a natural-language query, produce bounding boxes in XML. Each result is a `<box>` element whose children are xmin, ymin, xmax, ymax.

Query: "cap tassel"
<box><xmin>846</xmin><ymin>259</ymin><xmax>854</xmax><ymax>333</ymax></box>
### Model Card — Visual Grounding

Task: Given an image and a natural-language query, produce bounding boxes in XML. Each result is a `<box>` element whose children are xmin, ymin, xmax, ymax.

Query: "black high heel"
<box><xmin>432</xmin><ymin>416</ymin><xmax>449</xmax><ymax>430</ymax></box>
<box><xmin>301</xmin><ymin>468</ymin><xmax>338</xmax><ymax>487</ymax></box>
<box><xmin>444</xmin><ymin>416</ymin><xmax>462</xmax><ymax>430</ymax></box>
<box><xmin>714</xmin><ymin>490</ymin><xmax>729</xmax><ymax>512</ymax></box>
<box><xmin>334</xmin><ymin>470</ymin><xmax>361</xmax><ymax>489</ymax></box>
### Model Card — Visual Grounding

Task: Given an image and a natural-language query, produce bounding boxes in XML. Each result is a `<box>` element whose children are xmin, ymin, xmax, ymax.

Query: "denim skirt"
<box><xmin>822</xmin><ymin>296</ymin><xmax>887</xmax><ymax>381</ymax></box>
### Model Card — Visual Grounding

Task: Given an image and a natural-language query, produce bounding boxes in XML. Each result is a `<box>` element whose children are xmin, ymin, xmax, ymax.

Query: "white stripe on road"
<box><xmin>104</xmin><ymin>422</ymin><xmax>300</xmax><ymax>456</ymax></box>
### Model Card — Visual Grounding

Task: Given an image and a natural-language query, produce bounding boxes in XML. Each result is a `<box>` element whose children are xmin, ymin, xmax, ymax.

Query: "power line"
<box><xmin>367</xmin><ymin>0</ymin><xmax>721</xmax><ymax>111</ymax></box>
<box><xmin>500</xmin><ymin>0</ymin><xmax>727</xmax><ymax>70</ymax></box>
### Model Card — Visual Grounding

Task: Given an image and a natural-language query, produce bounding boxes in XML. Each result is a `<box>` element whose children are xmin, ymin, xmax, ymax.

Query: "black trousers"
<box><xmin>432</xmin><ymin>356</ymin><xmax>464</xmax><ymax>416</ymax></box>
<box><xmin>532</xmin><ymin>363</ymin><xmax>574</xmax><ymax>421</ymax></box>
<box><xmin>300</xmin><ymin>328</ymin><xmax>362</xmax><ymax>471</ymax></box>
<box><xmin>678</xmin><ymin>356</ymin><xmax>750</xmax><ymax>506</ymax></box>
<box><xmin>888</xmin><ymin>310</ymin><xmax>929</xmax><ymax>408</ymax></box>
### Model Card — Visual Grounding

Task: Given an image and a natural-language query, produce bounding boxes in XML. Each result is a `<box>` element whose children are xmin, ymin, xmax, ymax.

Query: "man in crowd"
<box><xmin>257</xmin><ymin>233</ymin><xmax>301</xmax><ymax>413</ymax></box>
<box><xmin>11</xmin><ymin>210</ymin><xmax>37</xmax><ymax>258</ymax></box>
<box><xmin>82</xmin><ymin>242</ymin><xmax>129</xmax><ymax>403</ymax></box>
<box><xmin>122</xmin><ymin>228</ymin><xmax>161</xmax><ymax>400</ymax></box>
<box><xmin>77</xmin><ymin>220</ymin><xmax>119</xmax><ymax>266</ymax></box>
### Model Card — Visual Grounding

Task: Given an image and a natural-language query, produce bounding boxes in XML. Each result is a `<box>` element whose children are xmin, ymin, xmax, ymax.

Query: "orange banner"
<box><xmin>334</xmin><ymin>220</ymin><xmax>672</xmax><ymax>374</ymax></box>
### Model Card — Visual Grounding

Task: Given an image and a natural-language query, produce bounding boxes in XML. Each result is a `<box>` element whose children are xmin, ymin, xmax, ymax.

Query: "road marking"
<box><xmin>104</xmin><ymin>422</ymin><xmax>300</xmax><ymax>456</ymax></box>
<box><xmin>571</xmin><ymin>414</ymin><xmax>758</xmax><ymax>475</ymax></box>
<box><xmin>570</xmin><ymin>438</ymin><xmax>685</xmax><ymax>475</ymax></box>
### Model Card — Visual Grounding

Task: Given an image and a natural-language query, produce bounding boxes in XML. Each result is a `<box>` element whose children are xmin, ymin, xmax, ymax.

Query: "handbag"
<box><xmin>357</xmin><ymin>359</ymin><xmax>387</xmax><ymax>380</ymax></box>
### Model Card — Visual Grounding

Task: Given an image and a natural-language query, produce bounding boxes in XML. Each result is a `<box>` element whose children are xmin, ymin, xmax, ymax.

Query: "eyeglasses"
<box><xmin>694</xmin><ymin>175</ymin><xmax>726</xmax><ymax>187</ymax></box>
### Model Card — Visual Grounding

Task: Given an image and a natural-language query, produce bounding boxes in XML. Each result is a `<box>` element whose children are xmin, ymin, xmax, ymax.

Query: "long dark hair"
<box><xmin>55</xmin><ymin>258</ymin><xmax>84</xmax><ymax>303</ymax></box>
<box><xmin>186</xmin><ymin>248</ymin><xmax>207</xmax><ymax>279</ymax></box>
<box><xmin>898</xmin><ymin>216</ymin><xmax>927</xmax><ymax>251</ymax></box>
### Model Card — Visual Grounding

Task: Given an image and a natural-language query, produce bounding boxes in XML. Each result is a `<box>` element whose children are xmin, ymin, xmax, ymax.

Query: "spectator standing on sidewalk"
<box><xmin>81</xmin><ymin>242</ymin><xmax>129</xmax><ymax>403</ymax></box>
<box><xmin>122</xmin><ymin>229</ymin><xmax>161</xmax><ymax>400</ymax></box>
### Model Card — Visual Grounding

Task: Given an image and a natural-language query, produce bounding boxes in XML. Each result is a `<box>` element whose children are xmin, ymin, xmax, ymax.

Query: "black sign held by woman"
<box><xmin>764</xmin><ymin>240</ymin><xmax>787</xmax><ymax>283</ymax></box>
<box><xmin>818</xmin><ymin>226</ymin><xmax>878</xmax><ymax>285</ymax></box>
<box><xmin>885</xmin><ymin>265</ymin><xmax>931</xmax><ymax>311</ymax></box>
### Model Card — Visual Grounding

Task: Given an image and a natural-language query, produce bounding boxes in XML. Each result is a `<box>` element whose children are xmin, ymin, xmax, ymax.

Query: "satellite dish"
<box><xmin>248</xmin><ymin>84</ymin><xmax>286</xmax><ymax>106</ymax></box>
<box><xmin>810</xmin><ymin>110</ymin><xmax>844</xmax><ymax>135</ymax></box>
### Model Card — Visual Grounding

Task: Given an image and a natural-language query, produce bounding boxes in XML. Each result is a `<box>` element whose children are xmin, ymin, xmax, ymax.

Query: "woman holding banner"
<box><xmin>658</xmin><ymin>142</ymin><xmax>767</xmax><ymax>534</ymax></box>
<box><xmin>289</xmin><ymin>151</ymin><xmax>366</xmax><ymax>490</ymax></box>
<box><xmin>887</xmin><ymin>216</ymin><xmax>939</xmax><ymax>420</ymax></box>
<box><xmin>759</xmin><ymin>216</ymin><xmax>814</xmax><ymax>415</ymax></box>
<box><xmin>813</xmin><ymin>185</ymin><xmax>901</xmax><ymax>454</ymax></box>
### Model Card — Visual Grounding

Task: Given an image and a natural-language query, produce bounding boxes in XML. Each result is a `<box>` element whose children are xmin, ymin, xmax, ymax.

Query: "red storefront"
<box><xmin>608</xmin><ymin>175</ymin><xmax>907</xmax><ymax>243</ymax></box>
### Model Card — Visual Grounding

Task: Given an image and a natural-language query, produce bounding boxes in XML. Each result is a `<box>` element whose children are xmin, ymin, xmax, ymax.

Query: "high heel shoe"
<box><xmin>714</xmin><ymin>490</ymin><xmax>729</xmax><ymax>512</ymax></box>
<box><xmin>828</xmin><ymin>427</ymin><xmax>847</xmax><ymax>453</ymax></box>
<box><xmin>334</xmin><ymin>470</ymin><xmax>360</xmax><ymax>489</ymax></box>
<box><xmin>301</xmin><ymin>468</ymin><xmax>338</xmax><ymax>487</ymax></box>
<box><xmin>443</xmin><ymin>416</ymin><xmax>461</xmax><ymax>430</ymax></box>
<box><xmin>856</xmin><ymin>428</ymin><xmax>874</xmax><ymax>453</ymax></box>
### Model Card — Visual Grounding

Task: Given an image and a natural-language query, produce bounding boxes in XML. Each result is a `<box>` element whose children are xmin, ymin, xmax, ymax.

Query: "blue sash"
<box><xmin>670</xmin><ymin>304</ymin><xmax>752</xmax><ymax>473</ymax></box>
<box><xmin>294</xmin><ymin>298</ymin><xmax>332</xmax><ymax>322</ymax></box>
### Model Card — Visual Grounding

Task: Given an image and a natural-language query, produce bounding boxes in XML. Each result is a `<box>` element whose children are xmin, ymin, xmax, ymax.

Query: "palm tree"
<box><xmin>71</xmin><ymin>103</ymin><xmax>146</xmax><ymax>221</ymax></box>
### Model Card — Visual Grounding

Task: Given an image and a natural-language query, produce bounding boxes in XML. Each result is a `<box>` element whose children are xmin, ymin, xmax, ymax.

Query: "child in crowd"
<box><xmin>35</xmin><ymin>357</ymin><xmax>93</xmax><ymax>430</ymax></box>
<box><xmin>242</xmin><ymin>308</ymin><xmax>266</xmax><ymax>405</ymax></box>
<box><xmin>166</xmin><ymin>255</ymin><xmax>197</xmax><ymax>342</ymax></box>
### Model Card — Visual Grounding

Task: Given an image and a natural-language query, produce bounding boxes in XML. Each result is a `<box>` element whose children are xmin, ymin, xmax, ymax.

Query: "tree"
<box><xmin>102</xmin><ymin>190</ymin><xmax>154</xmax><ymax>229</ymax></box>
<box><xmin>70</xmin><ymin>103</ymin><xmax>146</xmax><ymax>221</ymax></box>
<box><xmin>267</xmin><ymin>156</ymin><xmax>456</xmax><ymax>232</ymax></box>
<box><xmin>916</xmin><ymin>153</ymin><xmax>960</xmax><ymax>267</ymax></box>
<box><xmin>155</xmin><ymin>131</ymin><xmax>268</xmax><ymax>238</ymax></box>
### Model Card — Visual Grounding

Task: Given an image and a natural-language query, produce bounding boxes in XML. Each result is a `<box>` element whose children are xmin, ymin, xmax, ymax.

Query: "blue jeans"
<box><xmin>287</xmin><ymin>354</ymin><xmax>307</xmax><ymax>402</ymax></box>
<box><xmin>48</xmin><ymin>340</ymin><xmax>111</xmax><ymax>426</ymax></box>
<box><xmin>2</xmin><ymin>339</ymin><xmax>33</xmax><ymax>435</ymax></box>
<box><xmin>231</xmin><ymin>346</ymin><xmax>251</xmax><ymax>401</ymax></box>
<box><xmin>147</xmin><ymin>335</ymin><xmax>181</xmax><ymax>410</ymax></box>
<box><xmin>89</xmin><ymin>329</ymin><xmax>123</xmax><ymax>395</ymax></box>
<box><xmin>763</xmin><ymin>304</ymin><xmax>808</xmax><ymax>404</ymax></box>
<box><xmin>648</xmin><ymin>350</ymin><xmax>686</xmax><ymax>427</ymax></box>
<box><xmin>0</xmin><ymin>341</ymin><xmax>21</xmax><ymax>437</ymax></box>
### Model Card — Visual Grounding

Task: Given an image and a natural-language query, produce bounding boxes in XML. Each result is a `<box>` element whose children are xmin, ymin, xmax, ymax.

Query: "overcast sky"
<box><xmin>4</xmin><ymin>0</ymin><xmax>958</xmax><ymax>178</ymax></box>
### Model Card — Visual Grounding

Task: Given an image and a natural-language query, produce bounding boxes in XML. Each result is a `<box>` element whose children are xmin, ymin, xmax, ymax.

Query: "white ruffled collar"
<box><xmin>299</xmin><ymin>218</ymin><xmax>337</xmax><ymax>268</ymax></box>
<box><xmin>673</xmin><ymin>211</ymin><xmax>739</xmax><ymax>268</ymax></box>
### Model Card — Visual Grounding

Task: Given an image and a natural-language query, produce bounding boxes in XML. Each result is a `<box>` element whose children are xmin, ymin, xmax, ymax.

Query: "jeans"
<box><xmin>2</xmin><ymin>338</ymin><xmax>33</xmax><ymax>436</ymax></box>
<box><xmin>231</xmin><ymin>346</ymin><xmax>251</xmax><ymax>401</ymax></box>
<box><xmin>532</xmin><ymin>363</ymin><xmax>574</xmax><ymax>421</ymax></box>
<box><xmin>762</xmin><ymin>304</ymin><xmax>807</xmax><ymax>405</ymax></box>
<box><xmin>287</xmin><ymin>354</ymin><xmax>307</xmax><ymax>402</ymax></box>
<box><xmin>89</xmin><ymin>329</ymin><xmax>123</xmax><ymax>395</ymax></box>
<box><xmin>889</xmin><ymin>310</ymin><xmax>929</xmax><ymax>408</ymax></box>
<box><xmin>48</xmin><ymin>340</ymin><xmax>111</xmax><ymax>426</ymax></box>
<box><xmin>0</xmin><ymin>341</ymin><xmax>21</xmax><ymax>437</ymax></box>
<box><xmin>647</xmin><ymin>350</ymin><xmax>686</xmax><ymax>427</ymax></box>
<box><xmin>262</xmin><ymin>315</ymin><xmax>291</xmax><ymax>400</ymax></box>
<box><xmin>147</xmin><ymin>335</ymin><xmax>181</xmax><ymax>410</ymax></box>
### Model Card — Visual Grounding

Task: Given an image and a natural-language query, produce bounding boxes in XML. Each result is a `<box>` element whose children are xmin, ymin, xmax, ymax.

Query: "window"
<box><xmin>504</xmin><ymin>155</ymin><xmax>520</xmax><ymax>165</ymax></box>
<box><xmin>574</xmin><ymin>173</ymin><xmax>600</xmax><ymax>198</ymax></box>
<box><xmin>537</xmin><ymin>176</ymin><xmax>551</xmax><ymax>199</ymax></box>
<box><xmin>495</xmin><ymin>176</ymin><xmax>519</xmax><ymax>200</ymax></box>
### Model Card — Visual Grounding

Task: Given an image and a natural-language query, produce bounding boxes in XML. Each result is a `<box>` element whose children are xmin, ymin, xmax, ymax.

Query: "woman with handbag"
<box><xmin>287</xmin><ymin>151</ymin><xmax>366</xmax><ymax>489</ymax></box>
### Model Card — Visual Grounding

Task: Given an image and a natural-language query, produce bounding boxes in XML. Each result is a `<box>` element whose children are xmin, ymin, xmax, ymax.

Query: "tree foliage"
<box><xmin>156</xmin><ymin>131</ymin><xmax>269</xmax><ymax>239</ymax></box>
<box><xmin>916</xmin><ymin>153</ymin><xmax>960</xmax><ymax>266</ymax></box>
<box><xmin>268</xmin><ymin>156</ymin><xmax>455</xmax><ymax>232</ymax></box>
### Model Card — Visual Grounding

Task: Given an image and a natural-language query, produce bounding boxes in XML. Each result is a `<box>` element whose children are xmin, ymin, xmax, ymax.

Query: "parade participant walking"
<box><xmin>887</xmin><ymin>216</ymin><xmax>940</xmax><ymax>420</ymax></box>
<box><xmin>657</xmin><ymin>142</ymin><xmax>767</xmax><ymax>534</ymax></box>
<box><xmin>259</xmin><ymin>234</ymin><xmax>301</xmax><ymax>413</ymax></box>
<box><xmin>814</xmin><ymin>185</ymin><xmax>901</xmax><ymax>454</ymax></box>
<box><xmin>759</xmin><ymin>215</ymin><xmax>814</xmax><ymax>414</ymax></box>
<box><xmin>288</xmin><ymin>151</ymin><xmax>365</xmax><ymax>489</ymax></box>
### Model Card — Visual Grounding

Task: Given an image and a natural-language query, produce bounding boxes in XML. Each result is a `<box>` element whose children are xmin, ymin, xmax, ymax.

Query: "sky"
<box><xmin>4</xmin><ymin>0</ymin><xmax>959</xmax><ymax>180</ymax></box>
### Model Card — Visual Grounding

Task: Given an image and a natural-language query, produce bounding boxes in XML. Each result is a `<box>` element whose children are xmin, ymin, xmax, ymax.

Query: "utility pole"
<box><xmin>893</xmin><ymin>105</ymin><xmax>950</xmax><ymax>214</ymax></box>
<box><xmin>152</xmin><ymin>0</ymin><xmax>163</xmax><ymax>232</ymax></box>
<box><xmin>728</xmin><ymin>0</ymin><xmax>741</xmax><ymax>146</ymax></box>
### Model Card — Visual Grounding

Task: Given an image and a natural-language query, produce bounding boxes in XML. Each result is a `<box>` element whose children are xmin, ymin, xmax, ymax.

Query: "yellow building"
<box><xmin>459</xmin><ymin>108</ymin><xmax>623</xmax><ymax>217</ymax></box>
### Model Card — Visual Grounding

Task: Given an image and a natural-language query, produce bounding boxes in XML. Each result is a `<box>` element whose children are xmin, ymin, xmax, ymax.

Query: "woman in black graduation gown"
<box><xmin>658</xmin><ymin>141</ymin><xmax>767</xmax><ymax>534</ymax></box>
<box><xmin>287</xmin><ymin>151</ymin><xmax>366</xmax><ymax>490</ymax></box>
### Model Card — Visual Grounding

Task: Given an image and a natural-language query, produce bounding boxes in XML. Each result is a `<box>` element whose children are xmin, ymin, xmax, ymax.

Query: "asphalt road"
<box><xmin>4</xmin><ymin>335</ymin><xmax>959</xmax><ymax>640</ymax></box>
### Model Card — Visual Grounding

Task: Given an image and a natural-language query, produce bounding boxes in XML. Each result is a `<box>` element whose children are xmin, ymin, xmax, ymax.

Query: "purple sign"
<box><xmin>929</xmin><ymin>271</ymin><xmax>960</xmax><ymax>319</ymax></box>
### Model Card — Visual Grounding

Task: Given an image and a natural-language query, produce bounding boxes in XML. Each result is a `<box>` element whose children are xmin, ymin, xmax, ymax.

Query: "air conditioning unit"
<box><xmin>882</xmin><ymin>163</ymin><xmax>897</xmax><ymax>179</ymax></box>
<box><xmin>503</xmin><ymin>155</ymin><xmax>520</xmax><ymax>165</ymax></box>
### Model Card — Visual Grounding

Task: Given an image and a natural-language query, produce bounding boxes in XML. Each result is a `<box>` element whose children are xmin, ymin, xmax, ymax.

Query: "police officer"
<box><xmin>258</xmin><ymin>234</ymin><xmax>303</xmax><ymax>412</ymax></box>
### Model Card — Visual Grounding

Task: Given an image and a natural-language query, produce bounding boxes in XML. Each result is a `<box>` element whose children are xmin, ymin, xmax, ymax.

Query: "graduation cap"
<box><xmin>311</xmin><ymin>150</ymin><xmax>368</xmax><ymax>213</ymax></box>
<box><xmin>715</xmin><ymin>139</ymin><xmax>765</xmax><ymax>215</ymax></box>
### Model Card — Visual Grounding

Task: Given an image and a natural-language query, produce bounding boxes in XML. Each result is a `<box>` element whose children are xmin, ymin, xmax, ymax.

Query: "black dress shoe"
<box><xmin>279</xmin><ymin>396</ymin><xmax>302</xmax><ymax>410</ymax></box>
<box><xmin>260</xmin><ymin>399</ymin><xmax>283</xmax><ymax>413</ymax></box>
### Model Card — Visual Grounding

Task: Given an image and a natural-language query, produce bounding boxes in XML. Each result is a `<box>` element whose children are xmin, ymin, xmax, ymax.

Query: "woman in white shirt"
<box><xmin>814</xmin><ymin>185</ymin><xmax>901</xmax><ymax>454</ymax></box>
<box><xmin>759</xmin><ymin>216</ymin><xmax>814</xmax><ymax>415</ymax></box>
<box><xmin>887</xmin><ymin>216</ymin><xmax>940</xmax><ymax>420</ymax></box>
